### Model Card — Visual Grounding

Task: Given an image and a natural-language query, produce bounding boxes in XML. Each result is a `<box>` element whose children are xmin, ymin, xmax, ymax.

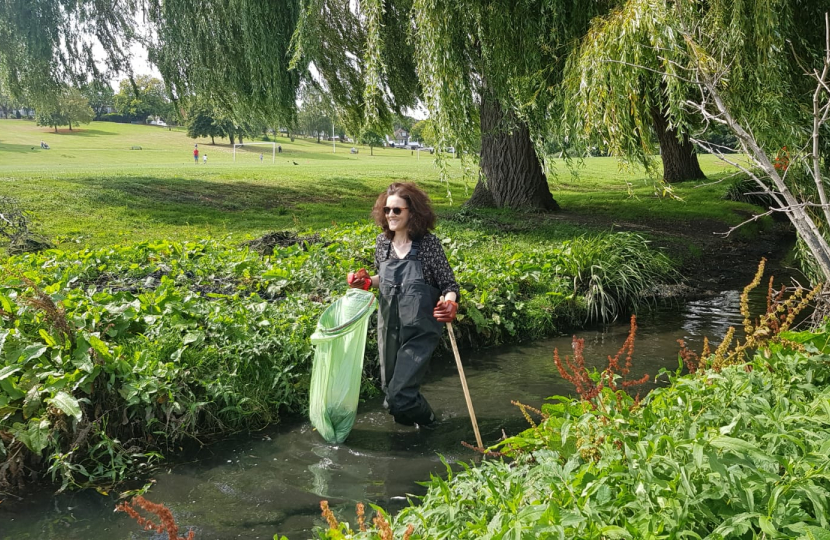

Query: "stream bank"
<box><xmin>0</xmin><ymin>284</ymin><xmax>775</xmax><ymax>539</ymax></box>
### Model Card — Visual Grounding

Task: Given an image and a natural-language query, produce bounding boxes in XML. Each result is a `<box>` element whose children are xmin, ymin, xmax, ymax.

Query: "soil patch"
<box><xmin>241</xmin><ymin>230</ymin><xmax>326</xmax><ymax>255</ymax></box>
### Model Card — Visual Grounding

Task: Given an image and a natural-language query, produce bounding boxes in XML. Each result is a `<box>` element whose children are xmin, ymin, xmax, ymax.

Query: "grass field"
<box><xmin>0</xmin><ymin>118</ymin><xmax>759</xmax><ymax>249</ymax></box>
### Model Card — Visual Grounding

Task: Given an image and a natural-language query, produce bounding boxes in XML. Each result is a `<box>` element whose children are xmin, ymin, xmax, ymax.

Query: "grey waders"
<box><xmin>377</xmin><ymin>239</ymin><xmax>442</xmax><ymax>426</ymax></box>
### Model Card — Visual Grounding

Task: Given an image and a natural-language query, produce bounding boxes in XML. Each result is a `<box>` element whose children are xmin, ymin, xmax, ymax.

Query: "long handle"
<box><xmin>445</xmin><ymin>318</ymin><xmax>484</xmax><ymax>449</ymax></box>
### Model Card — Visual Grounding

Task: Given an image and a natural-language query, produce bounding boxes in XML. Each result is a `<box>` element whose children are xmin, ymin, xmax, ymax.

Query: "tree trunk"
<box><xmin>468</xmin><ymin>93</ymin><xmax>559</xmax><ymax>210</ymax></box>
<box><xmin>68</xmin><ymin>119</ymin><xmax>72</xmax><ymax>131</ymax></box>
<box><xmin>53</xmin><ymin>125</ymin><xmax>57</xmax><ymax>133</ymax></box>
<box><xmin>651</xmin><ymin>106</ymin><xmax>706</xmax><ymax>183</ymax></box>
<box><xmin>210</xmin><ymin>135</ymin><xmax>215</xmax><ymax>144</ymax></box>
<box><xmin>229</xmin><ymin>133</ymin><xmax>235</xmax><ymax>145</ymax></box>
<box><xmin>238</xmin><ymin>133</ymin><xmax>244</xmax><ymax>144</ymax></box>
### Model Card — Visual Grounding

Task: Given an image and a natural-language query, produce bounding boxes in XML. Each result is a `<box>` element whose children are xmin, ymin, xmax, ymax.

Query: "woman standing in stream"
<box><xmin>347</xmin><ymin>182</ymin><xmax>460</xmax><ymax>428</ymax></box>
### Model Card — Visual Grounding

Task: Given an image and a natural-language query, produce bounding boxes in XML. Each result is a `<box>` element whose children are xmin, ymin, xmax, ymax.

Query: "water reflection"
<box><xmin>0</xmin><ymin>290</ymin><xmax>764</xmax><ymax>540</ymax></box>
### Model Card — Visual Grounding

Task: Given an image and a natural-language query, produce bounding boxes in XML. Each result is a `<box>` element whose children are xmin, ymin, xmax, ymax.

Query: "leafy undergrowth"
<box><xmin>0</xmin><ymin>223</ymin><xmax>674</xmax><ymax>494</ymax></box>
<box><xmin>378</xmin><ymin>342</ymin><xmax>830</xmax><ymax>539</ymax></box>
<box><xmin>317</xmin><ymin>273</ymin><xmax>830</xmax><ymax>539</ymax></box>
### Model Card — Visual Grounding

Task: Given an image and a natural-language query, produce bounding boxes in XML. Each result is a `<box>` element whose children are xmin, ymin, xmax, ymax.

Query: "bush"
<box><xmin>100</xmin><ymin>113</ymin><xmax>129</xmax><ymax>123</ymax></box>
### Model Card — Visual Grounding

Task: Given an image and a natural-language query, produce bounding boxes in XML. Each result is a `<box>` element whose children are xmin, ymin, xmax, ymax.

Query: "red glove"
<box><xmin>433</xmin><ymin>299</ymin><xmax>458</xmax><ymax>323</ymax></box>
<box><xmin>347</xmin><ymin>268</ymin><xmax>371</xmax><ymax>290</ymax></box>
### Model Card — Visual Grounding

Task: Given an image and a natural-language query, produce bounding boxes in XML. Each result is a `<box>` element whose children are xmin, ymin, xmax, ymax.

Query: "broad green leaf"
<box><xmin>22</xmin><ymin>385</ymin><xmax>42</xmax><ymax>419</ymax></box>
<box><xmin>600</xmin><ymin>525</ymin><xmax>632</xmax><ymax>539</ymax></box>
<box><xmin>182</xmin><ymin>332</ymin><xmax>203</xmax><ymax>345</ymax></box>
<box><xmin>48</xmin><ymin>391</ymin><xmax>82</xmax><ymax>421</ymax></box>
<box><xmin>13</xmin><ymin>418</ymin><xmax>51</xmax><ymax>454</ymax></box>
<box><xmin>0</xmin><ymin>293</ymin><xmax>13</xmax><ymax>313</ymax></box>
<box><xmin>0</xmin><ymin>365</ymin><xmax>21</xmax><ymax>381</ymax></box>
<box><xmin>0</xmin><ymin>377</ymin><xmax>25</xmax><ymax>400</ymax></box>
<box><xmin>87</xmin><ymin>334</ymin><xmax>111</xmax><ymax>359</ymax></box>
<box><xmin>801</xmin><ymin>526</ymin><xmax>830</xmax><ymax>540</ymax></box>
<box><xmin>72</xmin><ymin>345</ymin><xmax>93</xmax><ymax>373</ymax></box>
<box><xmin>710</xmin><ymin>436</ymin><xmax>772</xmax><ymax>461</ymax></box>
<box><xmin>39</xmin><ymin>328</ymin><xmax>57</xmax><ymax>347</ymax></box>
<box><xmin>758</xmin><ymin>516</ymin><xmax>775</xmax><ymax>535</ymax></box>
<box><xmin>22</xmin><ymin>344</ymin><xmax>48</xmax><ymax>362</ymax></box>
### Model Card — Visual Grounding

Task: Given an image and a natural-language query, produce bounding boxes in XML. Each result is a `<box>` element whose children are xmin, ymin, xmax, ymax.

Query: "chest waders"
<box><xmin>378</xmin><ymin>239</ymin><xmax>442</xmax><ymax>426</ymax></box>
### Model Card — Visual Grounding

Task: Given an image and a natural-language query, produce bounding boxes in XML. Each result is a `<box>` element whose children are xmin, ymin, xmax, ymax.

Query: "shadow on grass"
<box><xmin>0</xmin><ymin>143</ymin><xmax>46</xmax><ymax>154</ymax></box>
<box><xmin>58</xmin><ymin>175</ymin><xmax>380</xmax><ymax>227</ymax></box>
<box><xmin>48</xmin><ymin>129</ymin><xmax>114</xmax><ymax>137</ymax></box>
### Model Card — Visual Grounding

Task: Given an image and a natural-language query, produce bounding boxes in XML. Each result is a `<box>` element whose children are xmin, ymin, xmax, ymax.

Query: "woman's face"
<box><xmin>384</xmin><ymin>194</ymin><xmax>410</xmax><ymax>235</ymax></box>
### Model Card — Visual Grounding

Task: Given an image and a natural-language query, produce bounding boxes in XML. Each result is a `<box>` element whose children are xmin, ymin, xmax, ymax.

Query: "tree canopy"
<box><xmin>35</xmin><ymin>86</ymin><xmax>94</xmax><ymax>132</ymax></box>
<box><xmin>562</xmin><ymin>0</ymin><xmax>827</xmax><ymax>174</ymax></box>
<box><xmin>113</xmin><ymin>76</ymin><xmax>173</xmax><ymax>123</ymax></box>
<box><xmin>0</xmin><ymin>0</ymin><xmax>137</xmax><ymax>106</ymax></box>
<box><xmin>146</xmin><ymin>0</ymin><xmax>302</xmax><ymax>129</ymax></box>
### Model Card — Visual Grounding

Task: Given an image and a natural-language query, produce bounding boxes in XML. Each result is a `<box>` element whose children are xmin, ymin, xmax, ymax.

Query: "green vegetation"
<box><xmin>0</xmin><ymin>221</ymin><xmax>674</xmax><ymax>491</ymax></box>
<box><xmin>0</xmin><ymin>119</ymin><xmax>766</xmax><ymax>249</ymax></box>
<box><xmin>314</xmin><ymin>311</ymin><xmax>830</xmax><ymax>539</ymax></box>
<box><xmin>0</xmin><ymin>120</ymin><xmax>784</xmax><ymax>497</ymax></box>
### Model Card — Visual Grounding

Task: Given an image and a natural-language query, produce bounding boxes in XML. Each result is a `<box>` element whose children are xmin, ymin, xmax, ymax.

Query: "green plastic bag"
<box><xmin>309</xmin><ymin>288</ymin><xmax>378</xmax><ymax>444</ymax></box>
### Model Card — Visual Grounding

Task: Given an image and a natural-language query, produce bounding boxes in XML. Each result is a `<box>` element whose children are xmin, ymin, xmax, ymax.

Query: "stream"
<box><xmin>0</xmin><ymin>289</ymin><xmax>769</xmax><ymax>539</ymax></box>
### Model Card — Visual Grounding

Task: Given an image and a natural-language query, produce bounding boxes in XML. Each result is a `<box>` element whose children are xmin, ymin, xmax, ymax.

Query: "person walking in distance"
<box><xmin>347</xmin><ymin>182</ymin><xmax>459</xmax><ymax>428</ymax></box>
<box><xmin>193</xmin><ymin>144</ymin><xmax>199</xmax><ymax>164</ymax></box>
<box><xmin>203</xmin><ymin>153</ymin><xmax>207</xmax><ymax>165</ymax></box>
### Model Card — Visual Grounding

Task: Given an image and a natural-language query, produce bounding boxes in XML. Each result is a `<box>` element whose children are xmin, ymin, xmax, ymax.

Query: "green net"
<box><xmin>309</xmin><ymin>289</ymin><xmax>378</xmax><ymax>444</ymax></box>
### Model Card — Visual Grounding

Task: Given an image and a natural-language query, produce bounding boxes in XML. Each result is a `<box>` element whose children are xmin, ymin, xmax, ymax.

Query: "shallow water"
<box><xmin>0</xmin><ymin>290</ymin><xmax>760</xmax><ymax>540</ymax></box>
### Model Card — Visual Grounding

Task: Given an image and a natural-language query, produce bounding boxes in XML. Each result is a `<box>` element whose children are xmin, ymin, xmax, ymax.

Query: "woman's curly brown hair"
<box><xmin>372</xmin><ymin>182</ymin><xmax>437</xmax><ymax>240</ymax></box>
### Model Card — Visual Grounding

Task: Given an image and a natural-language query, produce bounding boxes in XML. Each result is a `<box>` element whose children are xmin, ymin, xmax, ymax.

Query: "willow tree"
<box><xmin>560</xmin><ymin>3</ymin><xmax>706</xmax><ymax>182</ymax></box>
<box><xmin>144</xmin><ymin>0</ymin><xmax>303</xmax><ymax>129</ymax></box>
<box><xmin>561</xmin><ymin>0</ymin><xmax>826</xmax><ymax>185</ymax></box>
<box><xmin>0</xmin><ymin>0</ymin><xmax>137</xmax><ymax>107</ymax></box>
<box><xmin>290</xmin><ymin>0</ymin><xmax>420</xmax><ymax>139</ymax></box>
<box><xmin>400</xmin><ymin>0</ymin><xmax>616</xmax><ymax>210</ymax></box>
<box><xmin>292</xmin><ymin>0</ymin><xmax>615</xmax><ymax>210</ymax></box>
<box><xmin>564</xmin><ymin>0</ymin><xmax>830</xmax><ymax>279</ymax></box>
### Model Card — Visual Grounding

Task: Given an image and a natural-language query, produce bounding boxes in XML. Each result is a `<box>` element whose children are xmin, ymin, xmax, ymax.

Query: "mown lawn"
<box><xmin>0</xmin><ymin>118</ymin><xmax>766</xmax><ymax>250</ymax></box>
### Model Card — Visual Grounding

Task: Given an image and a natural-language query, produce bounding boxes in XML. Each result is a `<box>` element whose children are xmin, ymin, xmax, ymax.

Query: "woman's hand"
<box><xmin>347</xmin><ymin>268</ymin><xmax>372</xmax><ymax>290</ymax></box>
<box><xmin>433</xmin><ymin>299</ymin><xmax>458</xmax><ymax>323</ymax></box>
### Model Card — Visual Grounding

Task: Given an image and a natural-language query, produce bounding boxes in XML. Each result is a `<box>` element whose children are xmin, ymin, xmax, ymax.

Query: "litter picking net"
<box><xmin>309</xmin><ymin>289</ymin><xmax>377</xmax><ymax>444</ymax></box>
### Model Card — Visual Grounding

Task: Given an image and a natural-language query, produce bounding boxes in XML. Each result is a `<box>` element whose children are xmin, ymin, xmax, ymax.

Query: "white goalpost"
<box><xmin>233</xmin><ymin>142</ymin><xmax>276</xmax><ymax>163</ymax></box>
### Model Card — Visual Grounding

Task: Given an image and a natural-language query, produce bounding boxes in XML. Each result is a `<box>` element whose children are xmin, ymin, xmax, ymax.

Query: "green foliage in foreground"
<box><xmin>329</xmin><ymin>334</ymin><xmax>830</xmax><ymax>539</ymax></box>
<box><xmin>0</xmin><ymin>223</ymin><xmax>674</xmax><ymax>491</ymax></box>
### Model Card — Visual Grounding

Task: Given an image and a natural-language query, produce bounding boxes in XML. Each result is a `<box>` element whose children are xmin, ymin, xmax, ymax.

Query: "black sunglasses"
<box><xmin>383</xmin><ymin>206</ymin><xmax>408</xmax><ymax>215</ymax></box>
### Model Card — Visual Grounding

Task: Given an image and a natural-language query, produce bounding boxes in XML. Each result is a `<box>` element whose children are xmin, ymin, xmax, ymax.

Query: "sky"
<box><xmin>107</xmin><ymin>42</ymin><xmax>162</xmax><ymax>90</ymax></box>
